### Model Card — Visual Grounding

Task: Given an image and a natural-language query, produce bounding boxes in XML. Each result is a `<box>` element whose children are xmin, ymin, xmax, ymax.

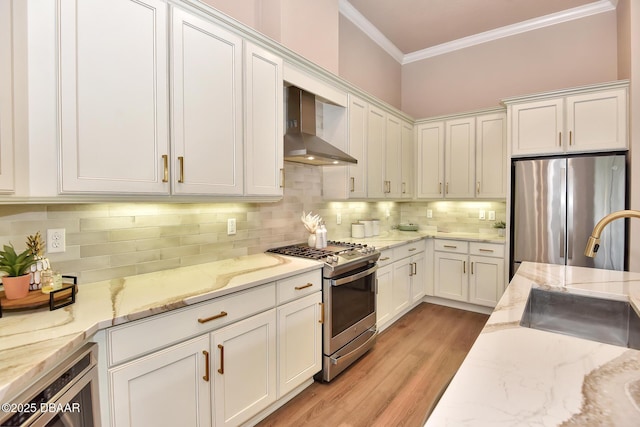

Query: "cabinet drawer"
<box><xmin>434</xmin><ymin>239</ymin><xmax>468</xmax><ymax>254</ymax></box>
<box><xmin>377</xmin><ymin>249</ymin><xmax>394</xmax><ymax>267</ymax></box>
<box><xmin>107</xmin><ymin>283</ymin><xmax>276</xmax><ymax>366</ymax></box>
<box><xmin>469</xmin><ymin>242</ymin><xmax>505</xmax><ymax>258</ymax></box>
<box><xmin>394</xmin><ymin>240</ymin><xmax>426</xmax><ymax>260</ymax></box>
<box><xmin>277</xmin><ymin>269</ymin><xmax>322</xmax><ymax>305</ymax></box>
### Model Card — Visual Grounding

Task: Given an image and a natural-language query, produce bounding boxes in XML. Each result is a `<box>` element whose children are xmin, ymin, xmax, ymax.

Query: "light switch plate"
<box><xmin>337</xmin><ymin>213</ymin><xmax>342</xmax><ymax>225</ymax></box>
<box><xmin>488</xmin><ymin>211</ymin><xmax>496</xmax><ymax>221</ymax></box>
<box><xmin>427</xmin><ymin>209</ymin><xmax>433</xmax><ymax>219</ymax></box>
<box><xmin>227</xmin><ymin>218</ymin><xmax>236</xmax><ymax>235</ymax></box>
<box><xmin>479</xmin><ymin>210</ymin><xmax>486</xmax><ymax>220</ymax></box>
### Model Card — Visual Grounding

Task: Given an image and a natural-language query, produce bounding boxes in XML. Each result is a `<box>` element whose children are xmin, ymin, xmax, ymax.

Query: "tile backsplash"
<box><xmin>0</xmin><ymin>163</ymin><xmax>504</xmax><ymax>285</ymax></box>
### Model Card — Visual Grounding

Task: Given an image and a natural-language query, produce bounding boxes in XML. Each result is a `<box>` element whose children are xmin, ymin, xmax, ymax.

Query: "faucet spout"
<box><xmin>584</xmin><ymin>209</ymin><xmax>640</xmax><ymax>257</ymax></box>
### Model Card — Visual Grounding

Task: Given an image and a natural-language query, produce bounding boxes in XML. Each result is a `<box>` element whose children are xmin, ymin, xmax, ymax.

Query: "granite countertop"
<box><xmin>426</xmin><ymin>262</ymin><xmax>640</xmax><ymax>426</ymax></box>
<box><xmin>0</xmin><ymin>253</ymin><xmax>321</xmax><ymax>404</ymax></box>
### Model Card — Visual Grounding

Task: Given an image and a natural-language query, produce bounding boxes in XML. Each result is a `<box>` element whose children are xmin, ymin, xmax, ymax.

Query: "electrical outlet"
<box><xmin>227</xmin><ymin>218</ymin><xmax>236</xmax><ymax>236</ymax></box>
<box><xmin>479</xmin><ymin>210</ymin><xmax>486</xmax><ymax>220</ymax></box>
<box><xmin>47</xmin><ymin>228</ymin><xmax>66</xmax><ymax>253</ymax></box>
<box><xmin>337</xmin><ymin>213</ymin><xmax>342</xmax><ymax>225</ymax></box>
<box><xmin>427</xmin><ymin>209</ymin><xmax>433</xmax><ymax>219</ymax></box>
<box><xmin>488</xmin><ymin>211</ymin><xmax>496</xmax><ymax>221</ymax></box>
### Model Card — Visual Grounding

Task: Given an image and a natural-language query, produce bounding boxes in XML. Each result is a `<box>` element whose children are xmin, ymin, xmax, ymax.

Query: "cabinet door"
<box><xmin>445</xmin><ymin>117</ymin><xmax>475</xmax><ymax>198</ymax></box>
<box><xmin>109</xmin><ymin>335</ymin><xmax>211</xmax><ymax>427</ymax></box>
<box><xmin>410</xmin><ymin>252</ymin><xmax>426</xmax><ymax>303</ymax></box>
<box><xmin>171</xmin><ymin>8</ymin><xmax>243</xmax><ymax>195</ymax></box>
<box><xmin>0</xmin><ymin>0</ymin><xmax>14</xmax><ymax>192</ymax></box>
<box><xmin>511</xmin><ymin>98</ymin><xmax>564</xmax><ymax>156</ymax></box>
<box><xmin>566</xmin><ymin>89</ymin><xmax>627</xmax><ymax>153</ymax></box>
<box><xmin>434</xmin><ymin>252</ymin><xmax>468</xmax><ymax>302</ymax></box>
<box><xmin>385</xmin><ymin>114</ymin><xmax>403</xmax><ymax>197</ymax></box>
<box><xmin>347</xmin><ymin>95</ymin><xmax>368</xmax><ymax>198</ymax></box>
<box><xmin>211</xmin><ymin>309</ymin><xmax>276</xmax><ymax>427</ymax></box>
<box><xmin>416</xmin><ymin>122</ymin><xmax>445</xmax><ymax>198</ymax></box>
<box><xmin>366</xmin><ymin>105</ymin><xmax>386</xmax><ymax>198</ymax></box>
<box><xmin>392</xmin><ymin>257</ymin><xmax>412</xmax><ymax>316</ymax></box>
<box><xmin>59</xmin><ymin>0</ymin><xmax>170</xmax><ymax>194</ymax></box>
<box><xmin>277</xmin><ymin>292</ymin><xmax>322</xmax><ymax>397</ymax></box>
<box><xmin>469</xmin><ymin>255</ymin><xmax>505</xmax><ymax>307</ymax></box>
<box><xmin>244</xmin><ymin>42</ymin><xmax>283</xmax><ymax>196</ymax></box>
<box><xmin>376</xmin><ymin>264</ymin><xmax>393</xmax><ymax>331</ymax></box>
<box><xmin>475</xmin><ymin>113</ymin><xmax>506</xmax><ymax>198</ymax></box>
<box><xmin>400</xmin><ymin>120</ymin><xmax>414</xmax><ymax>199</ymax></box>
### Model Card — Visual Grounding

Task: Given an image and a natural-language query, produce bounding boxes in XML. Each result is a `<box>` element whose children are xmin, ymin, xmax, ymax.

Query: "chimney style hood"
<box><xmin>284</xmin><ymin>86</ymin><xmax>357</xmax><ymax>166</ymax></box>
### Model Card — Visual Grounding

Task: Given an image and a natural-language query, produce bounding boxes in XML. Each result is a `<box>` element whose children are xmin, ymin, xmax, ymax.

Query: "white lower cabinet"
<box><xmin>109</xmin><ymin>335</ymin><xmax>211</xmax><ymax>427</ymax></box>
<box><xmin>105</xmin><ymin>269</ymin><xmax>322</xmax><ymax>427</ymax></box>
<box><xmin>211</xmin><ymin>309</ymin><xmax>277</xmax><ymax>427</ymax></box>
<box><xmin>377</xmin><ymin>240</ymin><xmax>427</xmax><ymax>332</ymax></box>
<box><xmin>277</xmin><ymin>292</ymin><xmax>322</xmax><ymax>398</ymax></box>
<box><xmin>434</xmin><ymin>239</ymin><xmax>505</xmax><ymax>307</ymax></box>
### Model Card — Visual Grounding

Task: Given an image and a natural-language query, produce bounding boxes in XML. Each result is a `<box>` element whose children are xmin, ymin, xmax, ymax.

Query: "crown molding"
<box><xmin>339</xmin><ymin>0</ymin><xmax>617</xmax><ymax>65</ymax></box>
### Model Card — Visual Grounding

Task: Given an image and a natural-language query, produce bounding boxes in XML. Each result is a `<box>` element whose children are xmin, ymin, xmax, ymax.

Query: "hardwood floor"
<box><xmin>257</xmin><ymin>303</ymin><xmax>489</xmax><ymax>427</ymax></box>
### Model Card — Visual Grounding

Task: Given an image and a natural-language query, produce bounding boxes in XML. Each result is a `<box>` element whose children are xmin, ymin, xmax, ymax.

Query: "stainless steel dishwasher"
<box><xmin>0</xmin><ymin>342</ymin><xmax>100</xmax><ymax>426</ymax></box>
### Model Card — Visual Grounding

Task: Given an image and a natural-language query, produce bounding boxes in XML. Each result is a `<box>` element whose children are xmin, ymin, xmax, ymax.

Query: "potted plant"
<box><xmin>0</xmin><ymin>243</ymin><xmax>37</xmax><ymax>299</ymax></box>
<box><xmin>493</xmin><ymin>220</ymin><xmax>506</xmax><ymax>237</ymax></box>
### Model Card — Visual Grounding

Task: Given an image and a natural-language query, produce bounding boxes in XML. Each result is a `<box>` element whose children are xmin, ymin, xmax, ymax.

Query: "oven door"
<box><xmin>324</xmin><ymin>263</ymin><xmax>377</xmax><ymax>355</ymax></box>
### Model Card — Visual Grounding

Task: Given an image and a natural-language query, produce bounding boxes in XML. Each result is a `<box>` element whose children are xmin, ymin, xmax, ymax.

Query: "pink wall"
<box><xmin>338</xmin><ymin>15</ymin><xmax>402</xmax><ymax>109</ymax></box>
<box><xmin>401</xmin><ymin>12</ymin><xmax>618</xmax><ymax>118</ymax></box>
<box><xmin>200</xmin><ymin>0</ymin><xmax>259</xmax><ymax>28</ymax></box>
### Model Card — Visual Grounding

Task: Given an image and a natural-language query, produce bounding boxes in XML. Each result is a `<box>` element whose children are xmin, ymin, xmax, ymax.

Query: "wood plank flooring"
<box><xmin>257</xmin><ymin>303</ymin><xmax>489</xmax><ymax>427</ymax></box>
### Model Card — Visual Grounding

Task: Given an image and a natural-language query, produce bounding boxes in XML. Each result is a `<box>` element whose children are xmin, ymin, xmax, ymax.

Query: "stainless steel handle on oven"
<box><xmin>331</xmin><ymin>264</ymin><xmax>378</xmax><ymax>287</ymax></box>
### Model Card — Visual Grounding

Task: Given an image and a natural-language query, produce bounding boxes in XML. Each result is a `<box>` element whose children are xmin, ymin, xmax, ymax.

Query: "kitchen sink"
<box><xmin>520</xmin><ymin>287</ymin><xmax>640</xmax><ymax>350</ymax></box>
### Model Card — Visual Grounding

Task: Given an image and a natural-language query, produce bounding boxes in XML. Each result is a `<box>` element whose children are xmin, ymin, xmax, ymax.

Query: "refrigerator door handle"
<box><xmin>560</xmin><ymin>167</ymin><xmax>566</xmax><ymax>260</ymax></box>
<box><xmin>567</xmin><ymin>164</ymin><xmax>574</xmax><ymax>260</ymax></box>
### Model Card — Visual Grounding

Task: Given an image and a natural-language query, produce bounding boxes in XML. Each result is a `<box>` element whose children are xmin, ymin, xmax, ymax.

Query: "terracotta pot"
<box><xmin>2</xmin><ymin>274</ymin><xmax>31</xmax><ymax>300</ymax></box>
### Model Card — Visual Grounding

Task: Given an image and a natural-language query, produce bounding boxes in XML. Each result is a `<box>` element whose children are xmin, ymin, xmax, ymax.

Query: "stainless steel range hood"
<box><xmin>284</xmin><ymin>86</ymin><xmax>357</xmax><ymax>166</ymax></box>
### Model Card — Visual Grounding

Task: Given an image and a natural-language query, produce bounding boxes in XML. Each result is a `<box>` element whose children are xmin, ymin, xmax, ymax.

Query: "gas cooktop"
<box><xmin>267</xmin><ymin>241</ymin><xmax>379</xmax><ymax>278</ymax></box>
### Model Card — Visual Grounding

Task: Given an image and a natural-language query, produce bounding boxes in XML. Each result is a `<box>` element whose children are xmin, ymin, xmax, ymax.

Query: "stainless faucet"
<box><xmin>584</xmin><ymin>209</ymin><xmax>640</xmax><ymax>257</ymax></box>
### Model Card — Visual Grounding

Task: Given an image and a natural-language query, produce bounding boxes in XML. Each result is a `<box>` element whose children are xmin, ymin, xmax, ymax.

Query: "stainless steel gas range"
<box><xmin>267</xmin><ymin>241</ymin><xmax>380</xmax><ymax>381</ymax></box>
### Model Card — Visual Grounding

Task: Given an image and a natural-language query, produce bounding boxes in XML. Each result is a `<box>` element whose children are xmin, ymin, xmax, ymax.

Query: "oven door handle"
<box><xmin>331</xmin><ymin>264</ymin><xmax>378</xmax><ymax>287</ymax></box>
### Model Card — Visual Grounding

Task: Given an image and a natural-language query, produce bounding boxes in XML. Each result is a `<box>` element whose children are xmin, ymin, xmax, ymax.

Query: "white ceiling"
<box><xmin>340</xmin><ymin>0</ymin><xmax>617</xmax><ymax>64</ymax></box>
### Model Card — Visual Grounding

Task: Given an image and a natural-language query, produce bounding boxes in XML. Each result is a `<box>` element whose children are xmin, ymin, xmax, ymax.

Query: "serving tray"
<box><xmin>0</xmin><ymin>276</ymin><xmax>77</xmax><ymax>317</ymax></box>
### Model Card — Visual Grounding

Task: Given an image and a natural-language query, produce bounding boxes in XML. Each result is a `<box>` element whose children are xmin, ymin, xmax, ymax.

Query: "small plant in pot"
<box><xmin>493</xmin><ymin>220</ymin><xmax>506</xmax><ymax>237</ymax></box>
<box><xmin>0</xmin><ymin>243</ymin><xmax>37</xmax><ymax>300</ymax></box>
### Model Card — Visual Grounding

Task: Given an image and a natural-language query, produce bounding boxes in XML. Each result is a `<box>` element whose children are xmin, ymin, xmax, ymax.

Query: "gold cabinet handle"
<box><xmin>294</xmin><ymin>283</ymin><xmax>313</xmax><ymax>290</ymax></box>
<box><xmin>178</xmin><ymin>156</ymin><xmax>184</xmax><ymax>183</ymax></box>
<box><xmin>569</xmin><ymin>130</ymin><xmax>573</xmax><ymax>146</ymax></box>
<box><xmin>162</xmin><ymin>155</ymin><xmax>169</xmax><ymax>183</ymax></box>
<box><xmin>408</xmin><ymin>247</ymin><xmax>417</xmax><ymax>252</ymax></box>
<box><xmin>559</xmin><ymin>132</ymin><xmax>562</xmax><ymax>147</ymax></box>
<box><xmin>446</xmin><ymin>182</ymin><xmax>449</xmax><ymax>194</ymax></box>
<box><xmin>217</xmin><ymin>344</ymin><xmax>224</xmax><ymax>374</ymax></box>
<box><xmin>439</xmin><ymin>182</ymin><xmax>442</xmax><ymax>194</ymax></box>
<box><xmin>197</xmin><ymin>311</ymin><xmax>228</xmax><ymax>324</ymax></box>
<box><xmin>413</xmin><ymin>262</ymin><xmax>417</xmax><ymax>276</ymax></box>
<box><xmin>476</xmin><ymin>181</ymin><xmax>480</xmax><ymax>195</ymax></box>
<box><xmin>402</xmin><ymin>182</ymin><xmax>406</xmax><ymax>194</ymax></box>
<box><xmin>463</xmin><ymin>261</ymin><xmax>466</xmax><ymax>274</ymax></box>
<box><xmin>479</xmin><ymin>248</ymin><xmax>495</xmax><ymax>253</ymax></box>
<box><xmin>203</xmin><ymin>350</ymin><xmax>210</xmax><ymax>382</ymax></box>
<box><xmin>443</xmin><ymin>245</ymin><xmax>457</xmax><ymax>249</ymax></box>
<box><xmin>319</xmin><ymin>302</ymin><xmax>324</xmax><ymax>324</ymax></box>
<box><xmin>280</xmin><ymin>168</ymin><xmax>285</xmax><ymax>188</ymax></box>
<box><xmin>350</xmin><ymin>177</ymin><xmax>355</xmax><ymax>192</ymax></box>
<box><xmin>471</xmin><ymin>262</ymin><xmax>474</xmax><ymax>275</ymax></box>
<box><xmin>379</xmin><ymin>256</ymin><xmax>391</xmax><ymax>261</ymax></box>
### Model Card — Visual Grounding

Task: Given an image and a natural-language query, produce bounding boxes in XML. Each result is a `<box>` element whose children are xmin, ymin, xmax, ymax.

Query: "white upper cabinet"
<box><xmin>244</xmin><ymin>42</ymin><xmax>284</xmax><ymax>197</ymax></box>
<box><xmin>400</xmin><ymin>120</ymin><xmax>414</xmax><ymax>199</ymax></box>
<box><xmin>171</xmin><ymin>8</ymin><xmax>243</xmax><ymax>196</ymax></box>
<box><xmin>59</xmin><ymin>0</ymin><xmax>170</xmax><ymax>194</ymax></box>
<box><xmin>0</xmin><ymin>0</ymin><xmax>15</xmax><ymax>193</ymax></box>
<box><xmin>475</xmin><ymin>112</ymin><xmax>507</xmax><ymax>198</ymax></box>
<box><xmin>366</xmin><ymin>104</ymin><xmax>387</xmax><ymax>198</ymax></box>
<box><xmin>384</xmin><ymin>114</ymin><xmax>403</xmax><ymax>198</ymax></box>
<box><xmin>507</xmin><ymin>82</ymin><xmax>628</xmax><ymax>157</ymax></box>
<box><xmin>346</xmin><ymin>94</ymin><xmax>368</xmax><ymax>198</ymax></box>
<box><xmin>416</xmin><ymin>122</ymin><xmax>445</xmax><ymax>198</ymax></box>
<box><xmin>444</xmin><ymin>117</ymin><xmax>475</xmax><ymax>198</ymax></box>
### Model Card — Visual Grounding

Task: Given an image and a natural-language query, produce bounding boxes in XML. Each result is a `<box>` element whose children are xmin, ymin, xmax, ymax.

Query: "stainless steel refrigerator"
<box><xmin>511</xmin><ymin>154</ymin><xmax>626</xmax><ymax>276</ymax></box>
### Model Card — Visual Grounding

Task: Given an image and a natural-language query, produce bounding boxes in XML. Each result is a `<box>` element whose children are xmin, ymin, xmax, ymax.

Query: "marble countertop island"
<box><xmin>0</xmin><ymin>253</ymin><xmax>321</xmax><ymax>404</ymax></box>
<box><xmin>426</xmin><ymin>262</ymin><xmax>640</xmax><ymax>426</ymax></box>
